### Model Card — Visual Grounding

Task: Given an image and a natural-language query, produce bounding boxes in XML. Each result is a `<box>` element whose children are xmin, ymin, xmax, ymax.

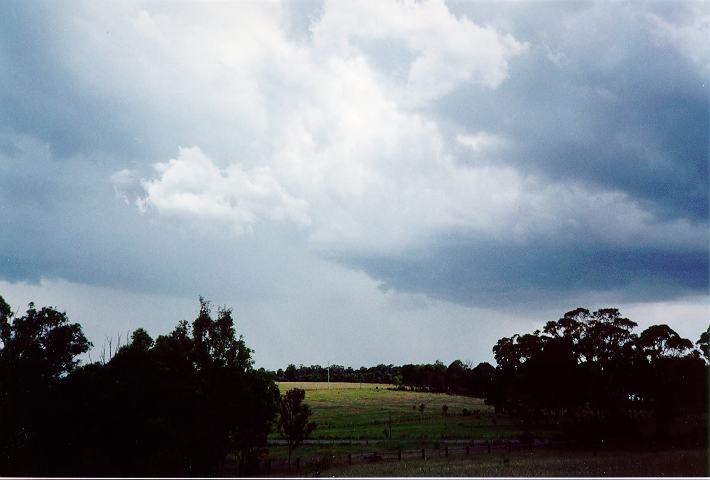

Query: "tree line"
<box><xmin>487</xmin><ymin>308</ymin><xmax>708</xmax><ymax>442</ymax></box>
<box><xmin>0</xmin><ymin>296</ymin><xmax>292</xmax><ymax>476</ymax></box>
<box><xmin>1</xmin><ymin>293</ymin><xmax>706</xmax><ymax>475</ymax></box>
<box><xmin>276</xmin><ymin>363</ymin><xmax>401</xmax><ymax>384</ymax></box>
<box><xmin>275</xmin><ymin>360</ymin><xmax>495</xmax><ymax>397</ymax></box>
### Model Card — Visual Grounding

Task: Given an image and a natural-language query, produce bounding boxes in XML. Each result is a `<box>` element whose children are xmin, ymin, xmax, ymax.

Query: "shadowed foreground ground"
<box><xmin>317</xmin><ymin>447</ymin><xmax>708</xmax><ymax>477</ymax></box>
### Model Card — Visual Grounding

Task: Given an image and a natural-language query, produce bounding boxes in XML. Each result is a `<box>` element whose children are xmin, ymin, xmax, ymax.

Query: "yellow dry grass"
<box><xmin>278</xmin><ymin>381</ymin><xmax>392</xmax><ymax>391</ymax></box>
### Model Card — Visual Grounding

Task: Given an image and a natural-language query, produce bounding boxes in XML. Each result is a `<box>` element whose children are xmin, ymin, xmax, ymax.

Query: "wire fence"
<box><xmin>256</xmin><ymin>438</ymin><xmax>565</xmax><ymax>476</ymax></box>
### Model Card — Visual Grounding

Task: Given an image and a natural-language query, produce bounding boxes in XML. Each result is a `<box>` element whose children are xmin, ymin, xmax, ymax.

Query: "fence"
<box><xmin>255</xmin><ymin>438</ymin><xmax>564</xmax><ymax>476</ymax></box>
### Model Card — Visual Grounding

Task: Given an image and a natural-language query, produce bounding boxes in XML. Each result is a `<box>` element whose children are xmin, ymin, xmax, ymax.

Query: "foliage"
<box><xmin>487</xmin><ymin>307</ymin><xmax>708</xmax><ymax>442</ymax></box>
<box><xmin>274</xmin><ymin>359</ymin><xmax>495</xmax><ymax>397</ymax></box>
<box><xmin>276</xmin><ymin>363</ymin><xmax>401</xmax><ymax>384</ymax></box>
<box><xmin>0</xmin><ymin>299</ymin><xmax>91</xmax><ymax>474</ymax></box>
<box><xmin>400</xmin><ymin>360</ymin><xmax>494</xmax><ymax>396</ymax></box>
<box><xmin>0</xmin><ymin>295</ymin><xmax>278</xmax><ymax>476</ymax></box>
<box><xmin>695</xmin><ymin>329</ymin><xmax>709</xmax><ymax>363</ymax></box>
<box><xmin>277</xmin><ymin>388</ymin><xmax>316</xmax><ymax>465</ymax></box>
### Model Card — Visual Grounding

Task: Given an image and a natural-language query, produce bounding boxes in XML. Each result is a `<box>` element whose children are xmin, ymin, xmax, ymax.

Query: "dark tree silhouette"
<box><xmin>0</xmin><ymin>298</ymin><xmax>91</xmax><ymax>475</ymax></box>
<box><xmin>285</xmin><ymin>363</ymin><xmax>297</xmax><ymax>381</ymax></box>
<box><xmin>0</xmin><ymin>295</ymin><xmax>278</xmax><ymax>476</ymax></box>
<box><xmin>638</xmin><ymin>324</ymin><xmax>693</xmax><ymax>360</ymax></box>
<box><xmin>277</xmin><ymin>388</ymin><xmax>316</xmax><ymax>466</ymax></box>
<box><xmin>487</xmin><ymin>307</ymin><xmax>708</xmax><ymax>444</ymax></box>
<box><xmin>697</xmin><ymin>330</ymin><xmax>710</xmax><ymax>363</ymax></box>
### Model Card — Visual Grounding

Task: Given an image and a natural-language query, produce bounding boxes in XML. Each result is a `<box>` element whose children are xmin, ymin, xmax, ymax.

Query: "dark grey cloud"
<box><xmin>342</xmin><ymin>241</ymin><xmax>707</xmax><ymax>310</ymax></box>
<box><xmin>334</xmin><ymin>1</ymin><xmax>709</xmax><ymax>307</ymax></box>
<box><xmin>0</xmin><ymin>3</ymin><xmax>146</xmax><ymax>159</ymax></box>
<box><xmin>440</xmin><ymin>1</ymin><xmax>708</xmax><ymax>221</ymax></box>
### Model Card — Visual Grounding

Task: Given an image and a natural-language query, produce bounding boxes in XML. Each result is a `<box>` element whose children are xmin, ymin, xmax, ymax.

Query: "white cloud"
<box><xmin>87</xmin><ymin>0</ymin><xmax>528</xmax><ymax>251</ymax></box>
<box><xmin>137</xmin><ymin>146</ymin><xmax>310</xmax><ymax>235</ymax></box>
<box><xmin>647</xmin><ymin>3</ymin><xmax>710</xmax><ymax>77</ymax></box>
<box><xmin>312</xmin><ymin>0</ymin><xmax>529</xmax><ymax>104</ymax></box>
<box><xmin>97</xmin><ymin>0</ymin><xmax>704</xmax><ymax>256</ymax></box>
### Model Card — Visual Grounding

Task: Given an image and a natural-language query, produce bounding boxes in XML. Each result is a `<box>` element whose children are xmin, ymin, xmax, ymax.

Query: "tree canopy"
<box><xmin>488</xmin><ymin>307</ymin><xmax>708</xmax><ymax>442</ymax></box>
<box><xmin>277</xmin><ymin>388</ymin><xmax>316</xmax><ymax>465</ymax></box>
<box><xmin>0</xmin><ymin>295</ymin><xmax>279</xmax><ymax>476</ymax></box>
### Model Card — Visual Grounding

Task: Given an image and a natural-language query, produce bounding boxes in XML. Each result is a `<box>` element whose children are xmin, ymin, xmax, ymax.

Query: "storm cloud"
<box><xmin>0</xmin><ymin>0</ymin><xmax>707</xmax><ymax>366</ymax></box>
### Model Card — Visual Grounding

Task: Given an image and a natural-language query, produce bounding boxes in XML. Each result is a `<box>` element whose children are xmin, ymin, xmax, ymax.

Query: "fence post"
<box><xmin>398</xmin><ymin>448</ymin><xmax>402</xmax><ymax>461</ymax></box>
<box><xmin>445</xmin><ymin>446</ymin><xmax>449</xmax><ymax>457</ymax></box>
<box><xmin>295</xmin><ymin>458</ymin><xmax>300</xmax><ymax>471</ymax></box>
<box><xmin>507</xmin><ymin>440</ymin><xmax>511</xmax><ymax>453</ymax></box>
<box><xmin>421</xmin><ymin>448</ymin><xmax>426</xmax><ymax>460</ymax></box>
<box><xmin>348</xmin><ymin>453</ymin><xmax>352</xmax><ymax>465</ymax></box>
<box><xmin>374</xmin><ymin>451</ymin><xmax>378</xmax><ymax>462</ymax></box>
<box><xmin>466</xmin><ymin>445</ymin><xmax>470</xmax><ymax>455</ymax></box>
<box><xmin>487</xmin><ymin>440</ymin><xmax>491</xmax><ymax>454</ymax></box>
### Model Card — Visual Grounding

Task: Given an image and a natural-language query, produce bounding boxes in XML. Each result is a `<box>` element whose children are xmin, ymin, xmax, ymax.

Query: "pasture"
<box><xmin>275</xmin><ymin>381</ymin><xmax>539</xmax><ymax>441</ymax></box>
<box><xmin>264</xmin><ymin>382</ymin><xmax>708</xmax><ymax>476</ymax></box>
<box><xmin>269</xmin><ymin>381</ymin><xmax>557</xmax><ymax>467</ymax></box>
<box><xmin>322</xmin><ymin>447</ymin><xmax>708</xmax><ymax>477</ymax></box>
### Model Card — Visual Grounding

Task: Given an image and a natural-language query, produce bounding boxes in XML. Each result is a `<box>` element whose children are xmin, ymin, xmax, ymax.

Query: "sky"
<box><xmin>0</xmin><ymin>0</ymin><xmax>708</xmax><ymax>369</ymax></box>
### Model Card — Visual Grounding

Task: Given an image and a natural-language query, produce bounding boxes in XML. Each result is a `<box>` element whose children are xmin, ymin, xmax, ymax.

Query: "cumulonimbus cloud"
<box><xmin>2</xmin><ymin>0</ymin><xmax>709</xmax><ymax>367</ymax></box>
<box><xmin>116</xmin><ymin>0</ymin><xmax>706</xmax><ymax>258</ymax></box>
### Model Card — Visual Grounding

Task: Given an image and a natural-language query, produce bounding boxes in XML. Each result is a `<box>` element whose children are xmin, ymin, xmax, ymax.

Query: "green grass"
<box><xmin>275</xmin><ymin>382</ymin><xmax>549</xmax><ymax>442</ymax></box>
<box><xmin>322</xmin><ymin>447</ymin><xmax>709</xmax><ymax>477</ymax></box>
<box><xmin>263</xmin><ymin>382</ymin><xmax>707</xmax><ymax>476</ymax></box>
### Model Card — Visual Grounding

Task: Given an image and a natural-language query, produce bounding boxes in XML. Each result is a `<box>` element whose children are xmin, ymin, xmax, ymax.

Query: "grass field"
<box><xmin>268</xmin><ymin>382</ymin><xmax>707</xmax><ymax>476</ymax></box>
<box><xmin>322</xmin><ymin>447</ymin><xmax>708</xmax><ymax>477</ymax></box>
<box><xmin>275</xmin><ymin>381</ymin><xmax>543</xmax><ymax>441</ymax></box>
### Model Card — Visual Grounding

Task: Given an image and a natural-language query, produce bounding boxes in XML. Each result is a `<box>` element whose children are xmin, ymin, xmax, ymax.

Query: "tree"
<box><xmin>0</xmin><ymin>300</ymin><xmax>91</xmax><ymax>379</ymax></box>
<box><xmin>446</xmin><ymin>360</ymin><xmax>466</xmax><ymax>393</ymax></box>
<box><xmin>638</xmin><ymin>324</ymin><xmax>693</xmax><ymax>361</ymax></box>
<box><xmin>635</xmin><ymin>325</ymin><xmax>698</xmax><ymax>439</ymax></box>
<box><xmin>191</xmin><ymin>297</ymin><xmax>251</xmax><ymax>370</ymax></box>
<box><xmin>470</xmin><ymin>362</ymin><xmax>495</xmax><ymax>398</ymax></box>
<box><xmin>0</xmin><ymin>297</ymin><xmax>91</xmax><ymax>475</ymax></box>
<box><xmin>277</xmin><ymin>388</ymin><xmax>316</xmax><ymax>466</ymax></box>
<box><xmin>0</xmin><ymin>296</ymin><xmax>279</xmax><ymax>476</ymax></box>
<box><xmin>487</xmin><ymin>307</ymin><xmax>708</xmax><ymax>443</ymax></box>
<box><xmin>128</xmin><ymin>328</ymin><xmax>154</xmax><ymax>352</ymax></box>
<box><xmin>695</xmin><ymin>329</ymin><xmax>709</xmax><ymax>363</ymax></box>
